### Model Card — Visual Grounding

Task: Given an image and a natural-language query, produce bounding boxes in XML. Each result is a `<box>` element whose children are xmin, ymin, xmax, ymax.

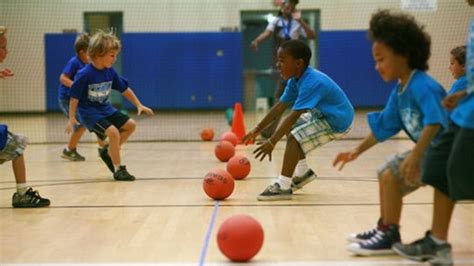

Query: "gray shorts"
<box><xmin>376</xmin><ymin>150</ymin><xmax>424</xmax><ymax>196</ymax></box>
<box><xmin>0</xmin><ymin>132</ymin><xmax>28</xmax><ymax>164</ymax></box>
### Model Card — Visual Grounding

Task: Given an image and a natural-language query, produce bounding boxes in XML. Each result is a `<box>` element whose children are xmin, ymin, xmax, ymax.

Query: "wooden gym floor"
<box><xmin>0</xmin><ymin>112</ymin><xmax>473</xmax><ymax>265</ymax></box>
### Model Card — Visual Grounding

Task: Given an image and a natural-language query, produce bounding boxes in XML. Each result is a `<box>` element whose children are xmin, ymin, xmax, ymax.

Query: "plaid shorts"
<box><xmin>0</xmin><ymin>132</ymin><xmax>28</xmax><ymax>164</ymax></box>
<box><xmin>376</xmin><ymin>150</ymin><xmax>425</xmax><ymax>196</ymax></box>
<box><xmin>291</xmin><ymin>109</ymin><xmax>350</xmax><ymax>154</ymax></box>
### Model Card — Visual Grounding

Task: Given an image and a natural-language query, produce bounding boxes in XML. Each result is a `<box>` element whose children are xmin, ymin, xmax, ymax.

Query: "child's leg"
<box><xmin>281</xmin><ymin>134</ymin><xmax>305</xmax><ymax>177</ymax></box>
<box><xmin>380</xmin><ymin>169</ymin><xmax>403</xmax><ymax>225</ymax></box>
<box><xmin>118</xmin><ymin>119</ymin><xmax>136</xmax><ymax>145</ymax></box>
<box><xmin>431</xmin><ymin>188</ymin><xmax>455</xmax><ymax>240</ymax></box>
<box><xmin>12</xmin><ymin>154</ymin><xmax>26</xmax><ymax>183</ymax></box>
<box><xmin>105</xmin><ymin>125</ymin><xmax>121</xmax><ymax>166</ymax></box>
<box><xmin>68</xmin><ymin>127</ymin><xmax>86</xmax><ymax>150</ymax></box>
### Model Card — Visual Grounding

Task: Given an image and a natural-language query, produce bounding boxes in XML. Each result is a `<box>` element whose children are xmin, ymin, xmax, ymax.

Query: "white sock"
<box><xmin>277</xmin><ymin>175</ymin><xmax>292</xmax><ymax>190</ymax></box>
<box><xmin>430</xmin><ymin>234</ymin><xmax>448</xmax><ymax>245</ymax></box>
<box><xmin>16</xmin><ymin>183</ymin><xmax>28</xmax><ymax>195</ymax></box>
<box><xmin>294</xmin><ymin>159</ymin><xmax>309</xmax><ymax>177</ymax></box>
<box><xmin>114</xmin><ymin>164</ymin><xmax>121</xmax><ymax>172</ymax></box>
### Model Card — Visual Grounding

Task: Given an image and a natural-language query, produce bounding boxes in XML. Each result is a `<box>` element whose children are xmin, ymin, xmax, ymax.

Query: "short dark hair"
<box><xmin>74</xmin><ymin>33</ymin><xmax>90</xmax><ymax>55</ymax></box>
<box><xmin>451</xmin><ymin>45</ymin><xmax>466</xmax><ymax>66</ymax></box>
<box><xmin>280</xmin><ymin>39</ymin><xmax>311</xmax><ymax>67</ymax></box>
<box><xmin>368</xmin><ymin>9</ymin><xmax>431</xmax><ymax>71</ymax></box>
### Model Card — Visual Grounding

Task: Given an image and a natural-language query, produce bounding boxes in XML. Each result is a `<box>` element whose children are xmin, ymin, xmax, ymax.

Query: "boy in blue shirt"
<box><xmin>242</xmin><ymin>39</ymin><xmax>354</xmax><ymax>201</ymax></box>
<box><xmin>0</xmin><ymin>26</ymin><xmax>50</xmax><ymax>207</ymax></box>
<box><xmin>333</xmin><ymin>10</ymin><xmax>448</xmax><ymax>256</ymax></box>
<box><xmin>393</xmin><ymin>31</ymin><xmax>474</xmax><ymax>265</ymax></box>
<box><xmin>58</xmin><ymin>33</ymin><xmax>109</xmax><ymax>165</ymax></box>
<box><xmin>66</xmin><ymin>31</ymin><xmax>153</xmax><ymax>181</ymax></box>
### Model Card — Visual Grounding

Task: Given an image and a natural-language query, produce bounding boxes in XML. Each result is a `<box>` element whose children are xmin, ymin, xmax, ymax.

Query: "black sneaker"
<box><xmin>61</xmin><ymin>148</ymin><xmax>85</xmax><ymax>161</ymax></box>
<box><xmin>257</xmin><ymin>183</ymin><xmax>292</xmax><ymax>201</ymax></box>
<box><xmin>347</xmin><ymin>218</ymin><xmax>383</xmax><ymax>243</ymax></box>
<box><xmin>291</xmin><ymin>169</ymin><xmax>317</xmax><ymax>192</ymax></box>
<box><xmin>392</xmin><ymin>231</ymin><xmax>452</xmax><ymax>265</ymax></box>
<box><xmin>12</xmin><ymin>188</ymin><xmax>50</xmax><ymax>208</ymax></box>
<box><xmin>113</xmin><ymin>166</ymin><xmax>135</xmax><ymax>181</ymax></box>
<box><xmin>98</xmin><ymin>147</ymin><xmax>115</xmax><ymax>173</ymax></box>
<box><xmin>347</xmin><ymin>224</ymin><xmax>401</xmax><ymax>256</ymax></box>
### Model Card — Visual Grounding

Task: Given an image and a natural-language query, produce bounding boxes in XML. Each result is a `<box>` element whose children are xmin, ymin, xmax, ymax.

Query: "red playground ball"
<box><xmin>214</xmin><ymin>141</ymin><xmax>235</xmax><ymax>162</ymax></box>
<box><xmin>220</xmin><ymin>131</ymin><xmax>238</xmax><ymax>146</ymax></box>
<box><xmin>217</xmin><ymin>215</ymin><xmax>264</xmax><ymax>262</ymax></box>
<box><xmin>203</xmin><ymin>168</ymin><xmax>234</xmax><ymax>200</ymax></box>
<box><xmin>226</xmin><ymin>155</ymin><xmax>251</xmax><ymax>180</ymax></box>
<box><xmin>200</xmin><ymin>128</ymin><xmax>214</xmax><ymax>141</ymax></box>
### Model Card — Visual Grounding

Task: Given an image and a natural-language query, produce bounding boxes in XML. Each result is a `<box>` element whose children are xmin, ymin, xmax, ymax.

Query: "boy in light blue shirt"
<box><xmin>243</xmin><ymin>39</ymin><xmax>354</xmax><ymax>201</ymax></box>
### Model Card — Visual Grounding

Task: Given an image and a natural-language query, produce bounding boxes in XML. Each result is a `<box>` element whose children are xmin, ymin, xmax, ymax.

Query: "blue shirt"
<box><xmin>70</xmin><ymin>64</ymin><xmax>128</xmax><ymax>129</ymax></box>
<box><xmin>368</xmin><ymin>70</ymin><xmax>448</xmax><ymax>143</ymax></box>
<box><xmin>0</xmin><ymin>124</ymin><xmax>7</xmax><ymax>150</ymax></box>
<box><xmin>58</xmin><ymin>56</ymin><xmax>87</xmax><ymax>100</ymax></box>
<box><xmin>451</xmin><ymin>19</ymin><xmax>474</xmax><ymax>129</ymax></box>
<box><xmin>448</xmin><ymin>75</ymin><xmax>467</xmax><ymax>95</ymax></box>
<box><xmin>279</xmin><ymin>67</ymin><xmax>354</xmax><ymax>132</ymax></box>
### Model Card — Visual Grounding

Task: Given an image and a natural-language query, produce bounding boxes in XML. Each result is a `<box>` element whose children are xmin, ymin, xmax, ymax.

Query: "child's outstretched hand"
<box><xmin>333</xmin><ymin>149</ymin><xmax>359</xmax><ymax>170</ymax></box>
<box><xmin>442</xmin><ymin>90</ymin><xmax>467</xmax><ymax>111</ymax></box>
<box><xmin>137</xmin><ymin>104</ymin><xmax>154</xmax><ymax>116</ymax></box>
<box><xmin>0</xmin><ymin>68</ymin><xmax>14</xmax><ymax>79</ymax></box>
<box><xmin>65</xmin><ymin>118</ymin><xmax>79</xmax><ymax>134</ymax></box>
<box><xmin>241</xmin><ymin>127</ymin><xmax>260</xmax><ymax>145</ymax></box>
<box><xmin>253</xmin><ymin>140</ymin><xmax>274</xmax><ymax>161</ymax></box>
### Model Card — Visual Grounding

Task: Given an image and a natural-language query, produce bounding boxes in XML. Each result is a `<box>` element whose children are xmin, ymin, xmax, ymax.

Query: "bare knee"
<box><xmin>122</xmin><ymin>119</ymin><xmax>136</xmax><ymax>133</ymax></box>
<box><xmin>105</xmin><ymin>126</ymin><xmax>120</xmax><ymax>140</ymax></box>
<box><xmin>380</xmin><ymin>169</ymin><xmax>399</xmax><ymax>188</ymax></box>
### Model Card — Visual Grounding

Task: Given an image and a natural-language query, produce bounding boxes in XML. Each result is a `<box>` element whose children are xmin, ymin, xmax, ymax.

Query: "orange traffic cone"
<box><xmin>231</xmin><ymin>102</ymin><xmax>246</xmax><ymax>144</ymax></box>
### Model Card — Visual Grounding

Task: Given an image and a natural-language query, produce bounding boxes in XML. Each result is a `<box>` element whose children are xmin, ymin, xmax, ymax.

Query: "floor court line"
<box><xmin>199</xmin><ymin>200</ymin><xmax>220</xmax><ymax>266</ymax></box>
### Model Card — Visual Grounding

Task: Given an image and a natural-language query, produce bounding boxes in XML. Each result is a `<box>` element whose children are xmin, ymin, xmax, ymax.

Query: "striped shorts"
<box><xmin>0</xmin><ymin>132</ymin><xmax>28</xmax><ymax>164</ymax></box>
<box><xmin>291</xmin><ymin>109</ymin><xmax>350</xmax><ymax>154</ymax></box>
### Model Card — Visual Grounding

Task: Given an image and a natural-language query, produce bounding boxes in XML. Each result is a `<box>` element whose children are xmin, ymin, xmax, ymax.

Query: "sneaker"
<box><xmin>347</xmin><ymin>224</ymin><xmax>401</xmax><ymax>256</ymax></box>
<box><xmin>12</xmin><ymin>188</ymin><xmax>50</xmax><ymax>208</ymax></box>
<box><xmin>113</xmin><ymin>165</ymin><xmax>135</xmax><ymax>181</ymax></box>
<box><xmin>257</xmin><ymin>183</ymin><xmax>292</xmax><ymax>201</ymax></box>
<box><xmin>61</xmin><ymin>148</ymin><xmax>85</xmax><ymax>161</ymax></box>
<box><xmin>98</xmin><ymin>147</ymin><xmax>115</xmax><ymax>173</ymax></box>
<box><xmin>347</xmin><ymin>218</ymin><xmax>383</xmax><ymax>243</ymax></box>
<box><xmin>392</xmin><ymin>231</ymin><xmax>452</xmax><ymax>265</ymax></box>
<box><xmin>291</xmin><ymin>169</ymin><xmax>317</xmax><ymax>192</ymax></box>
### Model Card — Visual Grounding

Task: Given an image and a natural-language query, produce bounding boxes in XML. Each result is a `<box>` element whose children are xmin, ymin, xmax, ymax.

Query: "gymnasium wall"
<box><xmin>0</xmin><ymin>0</ymin><xmax>472</xmax><ymax>112</ymax></box>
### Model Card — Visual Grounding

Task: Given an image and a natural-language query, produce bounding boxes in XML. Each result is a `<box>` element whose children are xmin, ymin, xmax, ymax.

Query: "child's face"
<box><xmin>0</xmin><ymin>36</ymin><xmax>8</xmax><ymax>63</ymax></box>
<box><xmin>78</xmin><ymin>49</ymin><xmax>90</xmax><ymax>64</ymax></box>
<box><xmin>372</xmin><ymin>41</ymin><xmax>409</xmax><ymax>82</ymax></box>
<box><xmin>276</xmin><ymin>47</ymin><xmax>302</xmax><ymax>80</ymax></box>
<box><xmin>448</xmin><ymin>54</ymin><xmax>465</xmax><ymax>79</ymax></box>
<box><xmin>93</xmin><ymin>49</ymin><xmax>118</xmax><ymax>69</ymax></box>
<box><xmin>281</xmin><ymin>3</ymin><xmax>295</xmax><ymax>17</ymax></box>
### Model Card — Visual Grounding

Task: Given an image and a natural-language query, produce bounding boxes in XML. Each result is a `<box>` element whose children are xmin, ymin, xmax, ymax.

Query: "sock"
<box><xmin>16</xmin><ymin>183</ymin><xmax>28</xmax><ymax>195</ymax></box>
<box><xmin>294</xmin><ymin>159</ymin><xmax>308</xmax><ymax>177</ymax></box>
<box><xmin>430</xmin><ymin>234</ymin><xmax>448</xmax><ymax>245</ymax></box>
<box><xmin>114</xmin><ymin>164</ymin><xmax>121</xmax><ymax>172</ymax></box>
<box><xmin>276</xmin><ymin>175</ymin><xmax>292</xmax><ymax>190</ymax></box>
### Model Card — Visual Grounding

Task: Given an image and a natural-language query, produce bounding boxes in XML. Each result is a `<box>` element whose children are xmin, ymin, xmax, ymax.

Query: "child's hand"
<box><xmin>253</xmin><ymin>139</ymin><xmax>275</xmax><ymax>161</ymax></box>
<box><xmin>241</xmin><ymin>127</ymin><xmax>260</xmax><ymax>145</ymax></box>
<box><xmin>333</xmin><ymin>149</ymin><xmax>359</xmax><ymax>170</ymax></box>
<box><xmin>400</xmin><ymin>152</ymin><xmax>421</xmax><ymax>186</ymax></box>
<box><xmin>137</xmin><ymin>104</ymin><xmax>154</xmax><ymax>116</ymax></box>
<box><xmin>442</xmin><ymin>91</ymin><xmax>466</xmax><ymax>111</ymax></box>
<box><xmin>65</xmin><ymin>118</ymin><xmax>79</xmax><ymax>134</ymax></box>
<box><xmin>0</xmin><ymin>68</ymin><xmax>14</xmax><ymax>79</ymax></box>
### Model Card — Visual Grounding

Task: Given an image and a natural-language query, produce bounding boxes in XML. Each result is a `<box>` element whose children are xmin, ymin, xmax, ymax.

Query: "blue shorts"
<box><xmin>58</xmin><ymin>98</ymin><xmax>84</xmax><ymax>131</ymax></box>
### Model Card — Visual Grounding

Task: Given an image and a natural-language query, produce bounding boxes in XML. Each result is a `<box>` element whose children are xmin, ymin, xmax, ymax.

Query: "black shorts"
<box><xmin>91</xmin><ymin>111</ymin><xmax>130</xmax><ymax>140</ymax></box>
<box><xmin>422</xmin><ymin>122</ymin><xmax>474</xmax><ymax>201</ymax></box>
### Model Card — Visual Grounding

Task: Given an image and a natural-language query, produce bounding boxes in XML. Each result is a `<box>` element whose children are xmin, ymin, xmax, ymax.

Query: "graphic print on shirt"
<box><xmin>88</xmin><ymin>81</ymin><xmax>112</xmax><ymax>104</ymax></box>
<box><xmin>400</xmin><ymin>108</ymin><xmax>422</xmax><ymax>140</ymax></box>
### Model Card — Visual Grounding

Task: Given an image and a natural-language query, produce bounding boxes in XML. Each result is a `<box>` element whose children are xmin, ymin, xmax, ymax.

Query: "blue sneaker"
<box><xmin>347</xmin><ymin>218</ymin><xmax>383</xmax><ymax>243</ymax></box>
<box><xmin>347</xmin><ymin>224</ymin><xmax>400</xmax><ymax>256</ymax></box>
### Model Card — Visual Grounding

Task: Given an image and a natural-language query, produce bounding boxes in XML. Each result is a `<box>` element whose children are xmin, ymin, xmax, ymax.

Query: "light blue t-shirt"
<box><xmin>448</xmin><ymin>75</ymin><xmax>467</xmax><ymax>95</ymax></box>
<box><xmin>58</xmin><ymin>56</ymin><xmax>87</xmax><ymax>100</ymax></box>
<box><xmin>450</xmin><ymin>19</ymin><xmax>474</xmax><ymax>129</ymax></box>
<box><xmin>70</xmin><ymin>64</ymin><xmax>128</xmax><ymax>129</ymax></box>
<box><xmin>279</xmin><ymin>67</ymin><xmax>354</xmax><ymax>132</ymax></box>
<box><xmin>368</xmin><ymin>70</ymin><xmax>448</xmax><ymax>143</ymax></box>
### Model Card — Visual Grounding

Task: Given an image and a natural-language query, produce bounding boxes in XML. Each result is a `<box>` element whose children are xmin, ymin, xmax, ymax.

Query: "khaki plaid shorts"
<box><xmin>0</xmin><ymin>132</ymin><xmax>28</xmax><ymax>164</ymax></box>
<box><xmin>291</xmin><ymin>109</ymin><xmax>350</xmax><ymax>154</ymax></box>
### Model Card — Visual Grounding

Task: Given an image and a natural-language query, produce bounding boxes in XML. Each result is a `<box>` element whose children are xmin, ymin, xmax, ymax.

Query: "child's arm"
<box><xmin>251</xmin><ymin>30</ymin><xmax>272</xmax><ymax>51</ymax></box>
<box><xmin>59</xmin><ymin>73</ymin><xmax>73</xmax><ymax>88</ymax></box>
<box><xmin>253</xmin><ymin>108</ymin><xmax>304</xmax><ymax>161</ymax></box>
<box><xmin>400</xmin><ymin>124</ymin><xmax>440</xmax><ymax>184</ymax></box>
<box><xmin>65</xmin><ymin>98</ymin><xmax>80</xmax><ymax>134</ymax></box>
<box><xmin>292</xmin><ymin>10</ymin><xmax>316</xmax><ymax>39</ymax></box>
<box><xmin>242</xmin><ymin>101</ymin><xmax>290</xmax><ymax>145</ymax></box>
<box><xmin>333</xmin><ymin>134</ymin><xmax>378</xmax><ymax>170</ymax></box>
<box><xmin>122</xmin><ymin>88</ymin><xmax>154</xmax><ymax>115</ymax></box>
<box><xmin>443</xmin><ymin>89</ymin><xmax>468</xmax><ymax>111</ymax></box>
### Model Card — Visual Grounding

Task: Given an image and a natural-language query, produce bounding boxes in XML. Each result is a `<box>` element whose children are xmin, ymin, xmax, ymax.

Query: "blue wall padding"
<box><xmin>45</xmin><ymin>33</ymin><xmax>76</xmax><ymax>111</ymax></box>
<box><xmin>121</xmin><ymin>32</ymin><xmax>242</xmax><ymax>109</ymax></box>
<box><xmin>319</xmin><ymin>30</ymin><xmax>395</xmax><ymax>107</ymax></box>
